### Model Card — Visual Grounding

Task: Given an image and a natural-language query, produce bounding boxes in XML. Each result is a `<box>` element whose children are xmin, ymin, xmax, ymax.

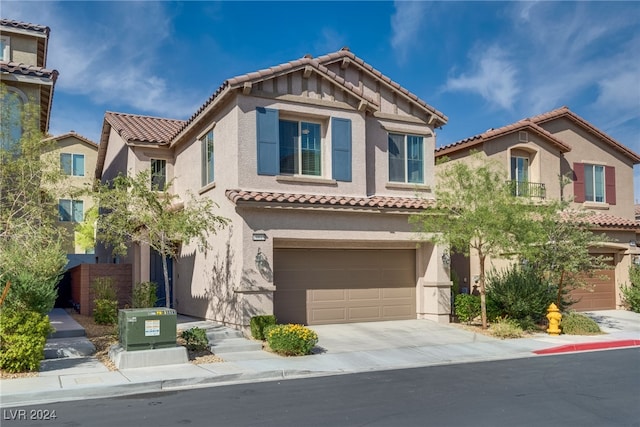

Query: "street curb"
<box><xmin>533</xmin><ymin>339</ymin><xmax>640</xmax><ymax>355</ymax></box>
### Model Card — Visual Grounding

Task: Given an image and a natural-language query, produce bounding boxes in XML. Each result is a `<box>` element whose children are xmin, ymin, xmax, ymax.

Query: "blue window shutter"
<box><xmin>256</xmin><ymin>107</ymin><xmax>279</xmax><ymax>175</ymax></box>
<box><xmin>331</xmin><ymin>117</ymin><xmax>352</xmax><ymax>181</ymax></box>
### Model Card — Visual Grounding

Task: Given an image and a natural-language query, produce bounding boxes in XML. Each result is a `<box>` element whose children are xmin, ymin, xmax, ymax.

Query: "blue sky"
<box><xmin>4</xmin><ymin>1</ymin><xmax>640</xmax><ymax>201</ymax></box>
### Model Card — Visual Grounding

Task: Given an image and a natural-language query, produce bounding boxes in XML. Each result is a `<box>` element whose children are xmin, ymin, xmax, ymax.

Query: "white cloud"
<box><xmin>443</xmin><ymin>46</ymin><xmax>520</xmax><ymax>110</ymax></box>
<box><xmin>390</xmin><ymin>1</ymin><xmax>429</xmax><ymax>64</ymax></box>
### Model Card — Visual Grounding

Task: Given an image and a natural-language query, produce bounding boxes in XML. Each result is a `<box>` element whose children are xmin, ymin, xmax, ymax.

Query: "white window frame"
<box><xmin>60</xmin><ymin>153</ymin><xmax>85</xmax><ymax>177</ymax></box>
<box><xmin>201</xmin><ymin>129</ymin><xmax>214</xmax><ymax>186</ymax></box>
<box><xmin>59</xmin><ymin>199</ymin><xmax>84</xmax><ymax>223</ymax></box>
<box><xmin>0</xmin><ymin>36</ymin><xmax>10</xmax><ymax>61</ymax></box>
<box><xmin>388</xmin><ymin>133</ymin><xmax>425</xmax><ymax>184</ymax></box>
<box><xmin>151</xmin><ymin>159</ymin><xmax>167</xmax><ymax>190</ymax></box>
<box><xmin>279</xmin><ymin>118</ymin><xmax>323</xmax><ymax>177</ymax></box>
<box><xmin>584</xmin><ymin>163</ymin><xmax>605</xmax><ymax>203</ymax></box>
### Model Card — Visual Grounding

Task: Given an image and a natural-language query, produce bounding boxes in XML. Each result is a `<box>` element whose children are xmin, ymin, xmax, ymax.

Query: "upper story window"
<box><xmin>201</xmin><ymin>129</ymin><xmax>214</xmax><ymax>186</ymax></box>
<box><xmin>573</xmin><ymin>162</ymin><xmax>616</xmax><ymax>205</ymax></box>
<box><xmin>256</xmin><ymin>107</ymin><xmax>352</xmax><ymax>181</ymax></box>
<box><xmin>60</xmin><ymin>153</ymin><xmax>85</xmax><ymax>176</ymax></box>
<box><xmin>0</xmin><ymin>36</ymin><xmax>9</xmax><ymax>61</ymax></box>
<box><xmin>59</xmin><ymin>199</ymin><xmax>84</xmax><ymax>222</ymax></box>
<box><xmin>151</xmin><ymin>159</ymin><xmax>167</xmax><ymax>190</ymax></box>
<box><xmin>279</xmin><ymin>120</ymin><xmax>321</xmax><ymax>176</ymax></box>
<box><xmin>584</xmin><ymin>164</ymin><xmax>605</xmax><ymax>203</ymax></box>
<box><xmin>0</xmin><ymin>89</ymin><xmax>24</xmax><ymax>152</ymax></box>
<box><xmin>388</xmin><ymin>133</ymin><xmax>424</xmax><ymax>184</ymax></box>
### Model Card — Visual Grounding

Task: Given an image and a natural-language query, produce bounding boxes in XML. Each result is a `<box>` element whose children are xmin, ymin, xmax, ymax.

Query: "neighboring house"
<box><xmin>435</xmin><ymin>107</ymin><xmax>640</xmax><ymax>311</ymax></box>
<box><xmin>0</xmin><ymin>18</ymin><xmax>58</xmax><ymax>147</ymax></box>
<box><xmin>41</xmin><ymin>131</ymin><xmax>99</xmax><ymax>254</ymax></box>
<box><xmin>96</xmin><ymin>48</ymin><xmax>453</xmax><ymax>329</ymax></box>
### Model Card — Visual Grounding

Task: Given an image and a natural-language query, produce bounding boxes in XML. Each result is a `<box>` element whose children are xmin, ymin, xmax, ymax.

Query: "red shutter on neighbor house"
<box><xmin>605</xmin><ymin>165</ymin><xmax>616</xmax><ymax>205</ymax></box>
<box><xmin>573</xmin><ymin>162</ymin><xmax>585</xmax><ymax>203</ymax></box>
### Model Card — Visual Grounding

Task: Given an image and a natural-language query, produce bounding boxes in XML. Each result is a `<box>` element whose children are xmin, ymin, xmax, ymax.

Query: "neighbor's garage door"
<box><xmin>570</xmin><ymin>256</ymin><xmax>616</xmax><ymax>311</ymax></box>
<box><xmin>274</xmin><ymin>248</ymin><xmax>416</xmax><ymax>325</ymax></box>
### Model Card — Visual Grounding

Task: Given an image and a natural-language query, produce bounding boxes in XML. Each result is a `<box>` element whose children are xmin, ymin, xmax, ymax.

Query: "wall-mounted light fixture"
<box><xmin>630</xmin><ymin>240</ymin><xmax>637</xmax><ymax>248</ymax></box>
<box><xmin>441</xmin><ymin>250</ymin><xmax>451</xmax><ymax>267</ymax></box>
<box><xmin>252</xmin><ymin>232</ymin><xmax>267</xmax><ymax>242</ymax></box>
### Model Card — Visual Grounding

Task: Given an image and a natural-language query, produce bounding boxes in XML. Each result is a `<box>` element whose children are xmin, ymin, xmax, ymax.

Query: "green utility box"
<box><xmin>118</xmin><ymin>308</ymin><xmax>177</xmax><ymax>351</ymax></box>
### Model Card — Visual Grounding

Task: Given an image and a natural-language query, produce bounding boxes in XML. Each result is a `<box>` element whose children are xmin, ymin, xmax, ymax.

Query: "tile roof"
<box><xmin>0</xmin><ymin>18</ymin><xmax>49</xmax><ymax>35</ymax></box>
<box><xmin>636</xmin><ymin>205</ymin><xmax>640</xmax><ymax>217</ymax></box>
<box><xmin>0</xmin><ymin>61</ymin><xmax>58</xmax><ymax>81</ymax></box>
<box><xmin>560</xmin><ymin>210</ymin><xmax>639</xmax><ymax>231</ymax></box>
<box><xmin>43</xmin><ymin>131</ymin><xmax>98</xmax><ymax>148</ymax></box>
<box><xmin>316</xmin><ymin>48</ymin><xmax>448</xmax><ymax>127</ymax></box>
<box><xmin>104</xmin><ymin>111</ymin><xmax>185</xmax><ymax>144</ymax></box>
<box><xmin>436</xmin><ymin>120</ymin><xmax>571</xmax><ymax>157</ymax></box>
<box><xmin>226</xmin><ymin>189</ymin><xmax>435</xmax><ymax>210</ymax></box>
<box><xmin>528</xmin><ymin>106</ymin><xmax>640</xmax><ymax>163</ymax></box>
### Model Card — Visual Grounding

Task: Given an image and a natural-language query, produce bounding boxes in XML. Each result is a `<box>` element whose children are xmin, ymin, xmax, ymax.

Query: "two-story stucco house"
<box><xmin>435</xmin><ymin>107</ymin><xmax>640</xmax><ymax>311</ymax></box>
<box><xmin>0</xmin><ymin>18</ymin><xmax>58</xmax><ymax>147</ymax></box>
<box><xmin>41</xmin><ymin>132</ymin><xmax>99</xmax><ymax>254</ymax></box>
<box><xmin>96</xmin><ymin>48</ymin><xmax>453</xmax><ymax>329</ymax></box>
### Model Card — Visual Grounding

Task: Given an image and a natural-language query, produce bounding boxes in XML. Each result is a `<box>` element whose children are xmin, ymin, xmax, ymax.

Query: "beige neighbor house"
<box><xmin>41</xmin><ymin>132</ymin><xmax>99</xmax><ymax>254</ymax></box>
<box><xmin>435</xmin><ymin>107</ymin><xmax>640</xmax><ymax>311</ymax></box>
<box><xmin>95</xmin><ymin>48</ymin><xmax>454</xmax><ymax>329</ymax></box>
<box><xmin>0</xmin><ymin>18</ymin><xmax>58</xmax><ymax>145</ymax></box>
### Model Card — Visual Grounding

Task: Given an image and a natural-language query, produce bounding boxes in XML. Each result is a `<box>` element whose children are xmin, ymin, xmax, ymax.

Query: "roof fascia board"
<box><xmin>0</xmin><ymin>26</ymin><xmax>48</xmax><ymax>38</ymax></box>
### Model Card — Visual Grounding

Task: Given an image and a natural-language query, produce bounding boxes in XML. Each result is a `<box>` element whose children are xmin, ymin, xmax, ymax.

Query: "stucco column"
<box><xmin>416</xmin><ymin>243</ymin><xmax>452</xmax><ymax>323</ymax></box>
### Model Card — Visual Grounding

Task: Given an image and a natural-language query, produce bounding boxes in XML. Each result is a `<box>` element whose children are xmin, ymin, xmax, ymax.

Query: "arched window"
<box><xmin>0</xmin><ymin>87</ymin><xmax>26</xmax><ymax>152</ymax></box>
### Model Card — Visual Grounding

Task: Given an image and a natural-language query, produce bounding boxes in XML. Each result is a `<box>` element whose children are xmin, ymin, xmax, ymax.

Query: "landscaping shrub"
<box><xmin>454</xmin><ymin>294</ymin><xmax>481</xmax><ymax>324</ymax></box>
<box><xmin>250</xmin><ymin>315</ymin><xmax>276</xmax><ymax>340</ymax></box>
<box><xmin>561</xmin><ymin>312</ymin><xmax>601</xmax><ymax>335</ymax></box>
<box><xmin>265</xmin><ymin>324</ymin><xmax>318</xmax><ymax>356</ymax></box>
<box><xmin>131</xmin><ymin>281</ymin><xmax>158</xmax><ymax>308</ymax></box>
<box><xmin>181</xmin><ymin>327</ymin><xmax>209</xmax><ymax>351</ymax></box>
<box><xmin>486</xmin><ymin>266</ymin><xmax>556</xmax><ymax>327</ymax></box>
<box><xmin>621</xmin><ymin>264</ymin><xmax>640</xmax><ymax>313</ymax></box>
<box><xmin>1</xmin><ymin>271</ymin><xmax>59</xmax><ymax>315</ymax></box>
<box><xmin>489</xmin><ymin>317</ymin><xmax>524</xmax><ymax>339</ymax></box>
<box><xmin>0</xmin><ymin>309</ymin><xmax>53</xmax><ymax>372</ymax></box>
<box><xmin>92</xmin><ymin>277</ymin><xmax>118</xmax><ymax>325</ymax></box>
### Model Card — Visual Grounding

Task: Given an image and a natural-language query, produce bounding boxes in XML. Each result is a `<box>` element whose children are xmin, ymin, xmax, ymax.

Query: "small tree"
<box><xmin>92</xmin><ymin>170</ymin><xmax>229</xmax><ymax>307</ymax></box>
<box><xmin>0</xmin><ymin>86</ymin><xmax>67</xmax><ymax>314</ymax></box>
<box><xmin>411</xmin><ymin>156</ymin><xmax>542</xmax><ymax>328</ymax></box>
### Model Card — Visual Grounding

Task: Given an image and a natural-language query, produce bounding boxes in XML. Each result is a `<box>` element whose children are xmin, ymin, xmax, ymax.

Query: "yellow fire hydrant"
<box><xmin>546</xmin><ymin>303</ymin><xmax>562</xmax><ymax>336</ymax></box>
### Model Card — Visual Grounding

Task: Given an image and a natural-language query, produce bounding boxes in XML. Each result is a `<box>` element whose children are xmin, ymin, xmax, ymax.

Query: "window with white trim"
<box><xmin>584</xmin><ymin>164</ymin><xmax>605</xmax><ymax>203</ymax></box>
<box><xmin>279</xmin><ymin>119</ymin><xmax>322</xmax><ymax>176</ymax></box>
<box><xmin>1</xmin><ymin>89</ymin><xmax>24</xmax><ymax>151</ymax></box>
<box><xmin>59</xmin><ymin>199</ymin><xmax>84</xmax><ymax>222</ymax></box>
<box><xmin>201</xmin><ymin>129</ymin><xmax>214</xmax><ymax>186</ymax></box>
<box><xmin>388</xmin><ymin>133</ymin><xmax>424</xmax><ymax>184</ymax></box>
<box><xmin>60</xmin><ymin>153</ymin><xmax>85</xmax><ymax>176</ymax></box>
<box><xmin>151</xmin><ymin>159</ymin><xmax>167</xmax><ymax>190</ymax></box>
<box><xmin>0</xmin><ymin>36</ymin><xmax>9</xmax><ymax>61</ymax></box>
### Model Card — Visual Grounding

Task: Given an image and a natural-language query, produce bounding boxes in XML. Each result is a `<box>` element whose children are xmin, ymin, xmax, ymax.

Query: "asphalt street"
<box><xmin>3</xmin><ymin>348</ymin><xmax>638</xmax><ymax>427</ymax></box>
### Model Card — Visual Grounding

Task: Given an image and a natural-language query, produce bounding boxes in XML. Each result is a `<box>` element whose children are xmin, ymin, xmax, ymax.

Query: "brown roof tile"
<box><xmin>528</xmin><ymin>106</ymin><xmax>640</xmax><ymax>163</ymax></box>
<box><xmin>436</xmin><ymin>120</ymin><xmax>571</xmax><ymax>157</ymax></box>
<box><xmin>0</xmin><ymin>61</ymin><xmax>58</xmax><ymax>81</ymax></box>
<box><xmin>226</xmin><ymin>189</ymin><xmax>434</xmax><ymax>210</ymax></box>
<box><xmin>560</xmin><ymin>210</ymin><xmax>639</xmax><ymax>230</ymax></box>
<box><xmin>104</xmin><ymin>111</ymin><xmax>185</xmax><ymax>144</ymax></box>
<box><xmin>0</xmin><ymin>18</ymin><xmax>49</xmax><ymax>35</ymax></box>
<box><xmin>635</xmin><ymin>205</ymin><xmax>640</xmax><ymax>217</ymax></box>
<box><xmin>44</xmin><ymin>131</ymin><xmax>98</xmax><ymax>148</ymax></box>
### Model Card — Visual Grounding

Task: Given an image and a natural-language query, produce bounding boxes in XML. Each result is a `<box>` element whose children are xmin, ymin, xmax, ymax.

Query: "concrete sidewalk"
<box><xmin>1</xmin><ymin>310</ymin><xmax>639</xmax><ymax>408</ymax></box>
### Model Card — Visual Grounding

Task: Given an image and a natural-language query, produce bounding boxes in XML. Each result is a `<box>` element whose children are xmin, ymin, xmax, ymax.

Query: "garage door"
<box><xmin>274</xmin><ymin>248</ymin><xmax>416</xmax><ymax>325</ymax></box>
<box><xmin>570</xmin><ymin>268</ymin><xmax>616</xmax><ymax>311</ymax></box>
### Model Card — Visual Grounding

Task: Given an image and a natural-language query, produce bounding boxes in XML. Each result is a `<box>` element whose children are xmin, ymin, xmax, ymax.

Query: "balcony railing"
<box><xmin>507</xmin><ymin>180</ymin><xmax>546</xmax><ymax>199</ymax></box>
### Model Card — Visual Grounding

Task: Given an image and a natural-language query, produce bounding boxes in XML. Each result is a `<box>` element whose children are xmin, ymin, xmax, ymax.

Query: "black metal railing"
<box><xmin>507</xmin><ymin>180</ymin><xmax>546</xmax><ymax>199</ymax></box>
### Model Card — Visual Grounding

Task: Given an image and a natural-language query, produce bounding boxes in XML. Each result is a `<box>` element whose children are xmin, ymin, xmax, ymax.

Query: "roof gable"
<box><xmin>103</xmin><ymin>111</ymin><xmax>185</xmax><ymax>145</ymax></box>
<box><xmin>44</xmin><ymin>131</ymin><xmax>98</xmax><ymax>149</ymax></box>
<box><xmin>530</xmin><ymin>107</ymin><xmax>640</xmax><ymax>164</ymax></box>
<box><xmin>436</xmin><ymin>120</ymin><xmax>571</xmax><ymax>158</ymax></box>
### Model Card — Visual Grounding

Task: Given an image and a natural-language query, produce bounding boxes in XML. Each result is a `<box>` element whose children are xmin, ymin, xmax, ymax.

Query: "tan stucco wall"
<box><xmin>2</xmin><ymin>32</ymin><xmax>39</xmax><ymax>65</ymax></box>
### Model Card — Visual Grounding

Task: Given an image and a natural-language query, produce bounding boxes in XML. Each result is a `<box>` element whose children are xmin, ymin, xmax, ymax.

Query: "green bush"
<box><xmin>486</xmin><ymin>266</ymin><xmax>556</xmax><ymax>327</ymax></box>
<box><xmin>1</xmin><ymin>271</ymin><xmax>59</xmax><ymax>315</ymax></box>
<box><xmin>131</xmin><ymin>281</ymin><xmax>158</xmax><ymax>308</ymax></box>
<box><xmin>561</xmin><ymin>312</ymin><xmax>601</xmax><ymax>335</ymax></box>
<box><xmin>265</xmin><ymin>324</ymin><xmax>318</xmax><ymax>356</ymax></box>
<box><xmin>92</xmin><ymin>277</ymin><xmax>118</xmax><ymax>325</ymax></box>
<box><xmin>0</xmin><ymin>309</ymin><xmax>53</xmax><ymax>372</ymax></box>
<box><xmin>181</xmin><ymin>327</ymin><xmax>209</xmax><ymax>351</ymax></box>
<box><xmin>250</xmin><ymin>315</ymin><xmax>277</xmax><ymax>340</ymax></box>
<box><xmin>621</xmin><ymin>264</ymin><xmax>640</xmax><ymax>313</ymax></box>
<box><xmin>454</xmin><ymin>294</ymin><xmax>481</xmax><ymax>324</ymax></box>
<box><xmin>489</xmin><ymin>317</ymin><xmax>524</xmax><ymax>339</ymax></box>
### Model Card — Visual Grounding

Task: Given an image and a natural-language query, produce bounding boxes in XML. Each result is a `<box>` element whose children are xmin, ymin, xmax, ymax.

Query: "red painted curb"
<box><xmin>533</xmin><ymin>339</ymin><xmax>640</xmax><ymax>355</ymax></box>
